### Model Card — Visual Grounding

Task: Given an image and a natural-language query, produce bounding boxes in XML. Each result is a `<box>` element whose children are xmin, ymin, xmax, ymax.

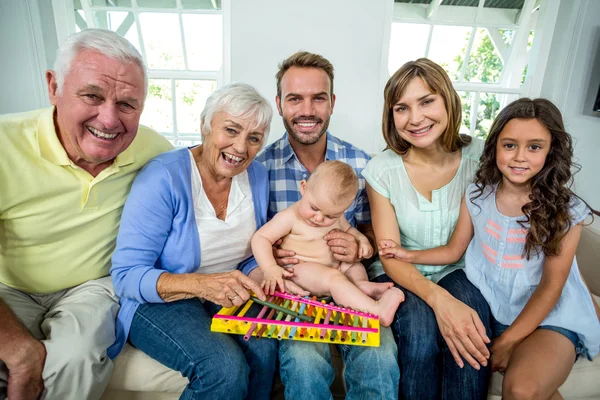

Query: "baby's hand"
<box><xmin>261</xmin><ymin>265</ymin><xmax>293</xmax><ymax>295</ymax></box>
<box><xmin>358</xmin><ymin>240</ymin><xmax>374</xmax><ymax>259</ymax></box>
<box><xmin>378</xmin><ymin>239</ymin><xmax>414</xmax><ymax>262</ymax></box>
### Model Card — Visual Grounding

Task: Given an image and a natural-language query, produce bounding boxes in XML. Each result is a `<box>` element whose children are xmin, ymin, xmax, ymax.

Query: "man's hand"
<box><xmin>4</xmin><ymin>336</ymin><xmax>46</xmax><ymax>400</ymax></box>
<box><xmin>272</xmin><ymin>239</ymin><xmax>299</xmax><ymax>266</ymax></box>
<box><xmin>324</xmin><ymin>228</ymin><xmax>359</xmax><ymax>263</ymax></box>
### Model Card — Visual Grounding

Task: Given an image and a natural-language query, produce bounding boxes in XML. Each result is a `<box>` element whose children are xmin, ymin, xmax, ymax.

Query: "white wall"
<box><xmin>230</xmin><ymin>0</ymin><xmax>392</xmax><ymax>153</ymax></box>
<box><xmin>540</xmin><ymin>0</ymin><xmax>600</xmax><ymax>232</ymax></box>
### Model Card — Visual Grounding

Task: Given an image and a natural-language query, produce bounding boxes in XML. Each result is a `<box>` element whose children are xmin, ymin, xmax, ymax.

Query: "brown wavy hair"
<box><xmin>382</xmin><ymin>58</ymin><xmax>470</xmax><ymax>155</ymax></box>
<box><xmin>471</xmin><ymin>98</ymin><xmax>596</xmax><ymax>259</ymax></box>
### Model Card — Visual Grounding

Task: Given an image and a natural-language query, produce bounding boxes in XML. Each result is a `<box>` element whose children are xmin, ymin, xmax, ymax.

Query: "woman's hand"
<box><xmin>324</xmin><ymin>228</ymin><xmax>359</xmax><ymax>262</ymax></box>
<box><xmin>431</xmin><ymin>291</ymin><xmax>491</xmax><ymax>370</ymax></box>
<box><xmin>195</xmin><ymin>270</ymin><xmax>266</xmax><ymax>308</ymax></box>
<box><xmin>489</xmin><ymin>333</ymin><xmax>518</xmax><ymax>373</ymax></box>
<box><xmin>378</xmin><ymin>239</ymin><xmax>414</xmax><ymax>262</ymax></box>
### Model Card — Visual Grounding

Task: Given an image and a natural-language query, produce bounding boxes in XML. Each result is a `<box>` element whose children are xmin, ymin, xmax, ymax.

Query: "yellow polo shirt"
<box><xmin>0</xmin><ymin>107</ymin><xmax>173</xmax><ymax>293</ymax></box>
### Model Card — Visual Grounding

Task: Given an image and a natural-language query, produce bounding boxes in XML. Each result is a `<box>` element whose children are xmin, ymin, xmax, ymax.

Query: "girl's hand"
<box><xmin>490</xmin><ymin>333</ymin><xmax>519</xmax><ymax>373</ymax></box>
<box><xmin>432</xmin><ymin>292</ymin><xmax>491</xmax><ymax>370</ymax></box>
<box><xmin>378</xmin><ymin>239</ymin><xmax>414</xmax><ymax>262</ymax></box>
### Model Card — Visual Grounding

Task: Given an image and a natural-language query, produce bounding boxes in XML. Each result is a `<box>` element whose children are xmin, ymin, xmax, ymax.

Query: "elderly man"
<box><xmin>0</xmin><ymin>29</ymin><xmax>172</xmax><ymax>400</ymax></box>
<box><xmin>256</xmin><ymin>51</ymin><xmax>400</xmax><ymax>400</ymax></box>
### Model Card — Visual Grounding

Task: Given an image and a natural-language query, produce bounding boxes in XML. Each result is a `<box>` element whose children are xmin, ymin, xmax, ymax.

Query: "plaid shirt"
<box><xmin>256</xmin><ymin>132</ymin><xmax>372</xmax><ymax>227</ymax></box>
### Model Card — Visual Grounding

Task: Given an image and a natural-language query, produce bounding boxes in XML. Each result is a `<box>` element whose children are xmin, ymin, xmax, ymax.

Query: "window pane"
<box><xmin>139</xmin><ymin>13</ymin><xmax>185</xmax><ymax>69</ymax></box>
<box><xmin>442</xmin><ymin>0</ymin><xmax>478</xmax><ymax>6</ymax></box>
<box><xmin>457</xmin><ymin>91</ymin><xmax>472</xmax><ymax>135</ymax></box>
<box><xmin>92</xmin><ymin>11</ymin><xmax>142</xmax><ymax>52</ymax></box>
<box><xmin>182</xmin><ymin>14</ymin><xmax>223</xmax><ymax>71</ymax></box>
<box><xmin>427</xmin><ymin>25</ymin><xmax>471</xmax><ymax>81</ymax></box>
<box><xmin>388</xmin><ymin>23</ymin><xmax>429</xmax><ymax>76</ymax></box>
<box><xmin>182</xmin><ymin>0</ymin><xmax>221</xmax><ymax>10</ymax></box>
<box><xmin>142</xmin><ymin>79</ymin><xmax>173</xmax><ymax>133</ymax></box>
<box><xmin>75</xmin><ymin>10</ymin><xmax>87</xmax><ymax>32</ymax></box>
<box><xmin>465</xmin><ymin>28</ymin><xmax>503</xmax><ymax>83</ymax></box>
<box><xmin>176</xmin><ymin>80</ymin><xmax>216</xmax><ymax>133</ymax></box>
<box><xmin>91</xmin><ymin>0</ymin><xmax>132</xmax><ymax>6</ymax></box>
<box><xmin>484</xmin><ymin>0</ymin><xmax>524</xmax><ymax>10</ymax></box>
<box><xmin>499</xmin><ymin>29</ymin><xmax>515</xmax><ymax>47</ymax></box>
<box><xmin>175</xmin><ymin>138</ymin><xmax>202</xmax><ymax>147</ymax></box>
<box><xmin>473</xmin><ymin>92</ymin><xmax>501</xmax><ymax>138</ymax></box>
<box><xmin>136</xmin><ymin>0</ymin><xmax>176</xmax><ymax>8</ymax></box>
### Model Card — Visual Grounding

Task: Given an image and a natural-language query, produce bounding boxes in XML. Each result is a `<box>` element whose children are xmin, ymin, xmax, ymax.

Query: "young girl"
<box><xmin>380</xmin><ymin>98</ymin><xmax>600</xmax><ymax>399</ymax></box>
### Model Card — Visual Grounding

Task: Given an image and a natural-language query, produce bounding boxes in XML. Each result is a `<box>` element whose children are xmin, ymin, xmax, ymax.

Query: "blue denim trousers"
<box><xmin>129</xmin><ymin>298</ymin><xmax>277</xmax><ymax>400</ymax></box>
<box><xmin>374</xmin><ymin>269</ymin><xmax>492</xmax><ymax>400</ymax></box>
<box><xmin>279</xmin><ymin>325</ymin><xmax>400</xmax><ymax>400</ymax></box>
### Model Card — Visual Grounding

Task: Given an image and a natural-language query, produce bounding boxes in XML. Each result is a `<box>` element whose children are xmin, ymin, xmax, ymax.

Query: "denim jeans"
<box><xmin>374</xmin><ymin>269</ymin><xmax>492</xmax><ymax>400</ymax></box>
<box><xmin>279</xmin><ymin>326</ymin><xmax>399</xmax><ymax>400</ymax></box>
<box><xmin>129</xmin><ymin>298</ymin><xmax>277</xmax><ymax>400</ymax></box>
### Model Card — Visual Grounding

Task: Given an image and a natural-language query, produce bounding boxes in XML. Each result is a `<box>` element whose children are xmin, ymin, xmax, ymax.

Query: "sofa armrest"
<box><xmin>577</xmin><ymin>226</ymin><xmax>600</xmax><ymax>296</ymax></box>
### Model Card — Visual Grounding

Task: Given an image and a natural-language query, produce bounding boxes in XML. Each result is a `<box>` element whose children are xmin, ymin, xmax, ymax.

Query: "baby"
<box><xmin>251</xmin><ymin>161</ymin><xmax>404</xmax><ymax>327</ymax></box>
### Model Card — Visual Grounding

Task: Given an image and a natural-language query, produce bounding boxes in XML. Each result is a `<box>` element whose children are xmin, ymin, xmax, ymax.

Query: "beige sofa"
<box><xmin>101</xmin><ymin>227</ymin><xmax>600</xmax><ymax>400</ymax></box>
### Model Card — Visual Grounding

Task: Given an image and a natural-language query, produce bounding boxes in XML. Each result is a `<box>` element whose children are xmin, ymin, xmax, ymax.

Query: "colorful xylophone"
<box><xmin>210</xmin><ymin>291</ymin><xmax>380</xmax><ymax>347</ymax></box>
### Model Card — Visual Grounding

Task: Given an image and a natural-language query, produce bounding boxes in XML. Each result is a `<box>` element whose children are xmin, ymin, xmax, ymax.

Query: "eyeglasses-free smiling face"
<box><xmin>200</xmin><ymin>111</ymin><xmax>265</xmax><ymax>180</ymax></box>
<box><xmin>495</xmin><ymin>118</ymin><xmax>552</xmax><ymax>188</ymax></box>
<box><xmin>392</xmin><ymin>77</ymin><xmax>448</xmax><ymax>150</ymax></box>
<box><xmin>276</xmin><ymin>66</ymin><xmax>336</xmax><ymax>146</ymax></box>
<box><xmin>47</xmin><ymin>49</ymin><xmax>145</xmax><ymax>175</ymax></box>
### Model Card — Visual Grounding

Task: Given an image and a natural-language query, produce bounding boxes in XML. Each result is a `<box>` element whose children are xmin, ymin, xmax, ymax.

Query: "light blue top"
<box><xmin>107</xmin><ymin>147</ymin><xmax>269</xmax><ymax>358</ymax></box>
<box><xmin>363</xmin><ymin>138</ymin><xmax>484</xmax><ymax>281</ymax></box>
<box><xmin>464</xmin><ymin>183</ymin><xmax>600</xmax><ymax>357</ymax></box>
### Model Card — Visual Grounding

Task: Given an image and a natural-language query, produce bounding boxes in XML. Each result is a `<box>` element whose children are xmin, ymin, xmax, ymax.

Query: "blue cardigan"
<box><xmin>107</xmin><ymin>148</ymin><xmax>269</xmax><ymax>358</ymax></box>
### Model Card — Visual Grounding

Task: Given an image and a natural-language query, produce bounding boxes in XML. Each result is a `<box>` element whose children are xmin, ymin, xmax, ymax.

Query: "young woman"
<box><xmin>364</xmin><ymin>58</ymin><xmax>491</xmax><ymax>399</ymax></box>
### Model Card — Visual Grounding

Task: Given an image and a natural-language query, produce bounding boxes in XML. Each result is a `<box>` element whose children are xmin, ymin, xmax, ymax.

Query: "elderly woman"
<box><xmin>107</xmin><ymin>83</ymin><xmax>284</xmax><ymax>400</ymax></box>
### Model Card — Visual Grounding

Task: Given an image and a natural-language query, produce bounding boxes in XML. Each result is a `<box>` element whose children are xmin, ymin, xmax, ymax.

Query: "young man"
<box><xmin>256</xmin><ymin>51</ymin><xmax>399</xmax><ymax>400</ymax></box>
<box><xmin>0</xmin><ymin>29</ymin><xmax>172</xmax><ymax>400</ymax></box>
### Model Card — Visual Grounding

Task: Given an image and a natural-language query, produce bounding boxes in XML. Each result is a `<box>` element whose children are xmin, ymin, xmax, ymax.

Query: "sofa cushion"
<box><xmin>108</xmin><ymin>343</ymin><xmax>187</xmax><ymax>393</ymax></box>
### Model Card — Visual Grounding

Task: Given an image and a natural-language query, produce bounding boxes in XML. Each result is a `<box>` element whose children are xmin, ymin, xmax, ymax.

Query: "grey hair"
<box><xmin>53</xmin><ymin>29</ymin><xmax>147</xmax><ymax>95</ymax></box>
<box><xmin>201</xmin><ymin>83</ymin><xmax>273</xmax><ymax>143</ymax></box>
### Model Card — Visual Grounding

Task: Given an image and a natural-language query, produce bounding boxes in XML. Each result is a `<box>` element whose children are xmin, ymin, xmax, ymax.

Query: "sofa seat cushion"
<box><xmin>108</xmin><ymin>343</ymin><xmax>187</xmax><ymax>393</ymax></box>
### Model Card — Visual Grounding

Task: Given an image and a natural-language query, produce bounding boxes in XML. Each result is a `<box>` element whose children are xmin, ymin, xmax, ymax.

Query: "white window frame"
<box><xmin>386</xmin><ymin>0</ymin><xmax>560</xmax><ymax>137</ymax></box>
<box><xmin>51</xmin><ymin>0</ymin><xmax>231</xmax><ymax>145</ymax></box>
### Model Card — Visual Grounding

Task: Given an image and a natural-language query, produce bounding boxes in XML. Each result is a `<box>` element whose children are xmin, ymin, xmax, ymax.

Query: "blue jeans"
<box><xmin>129</xmin><ymin>299</ymin><xmax>277</xmax><ymax>400</ymax></box>
<box><xmin>279</xmin><ymin>326</ymin><xmax>399</xmax><ymax>400</ymax></box>
<box><xmin>374</xmin><ymin>269</ymin><xmax>492</xmax><ymax>400</ymax></box>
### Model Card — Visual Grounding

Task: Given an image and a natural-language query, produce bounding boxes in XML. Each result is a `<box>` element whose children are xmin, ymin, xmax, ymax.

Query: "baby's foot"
<box><xmin>357</xmin><ymin>281</ymin><xmax>394</xmax><ymax>300</ymax></box>
<box><xmin>375</xmin><ymin>288</ymin><xmax>405</xmax><ymax>327</ymax></box>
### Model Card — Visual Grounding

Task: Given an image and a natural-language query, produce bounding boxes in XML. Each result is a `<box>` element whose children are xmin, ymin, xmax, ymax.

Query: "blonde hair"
<box><xmin>382</xmin><ymin>58</ymin><xmax>470</xmax><ymax>155</ymax></box>
<box><xmin>306</xmin><ymin>161</ymin><xmax>358</xmax><ymax>204</ymax></box>
<box><xmin>276</xmin><ymin>51</ymin><xmax>334</xmax><ymax>98</ymax></box>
